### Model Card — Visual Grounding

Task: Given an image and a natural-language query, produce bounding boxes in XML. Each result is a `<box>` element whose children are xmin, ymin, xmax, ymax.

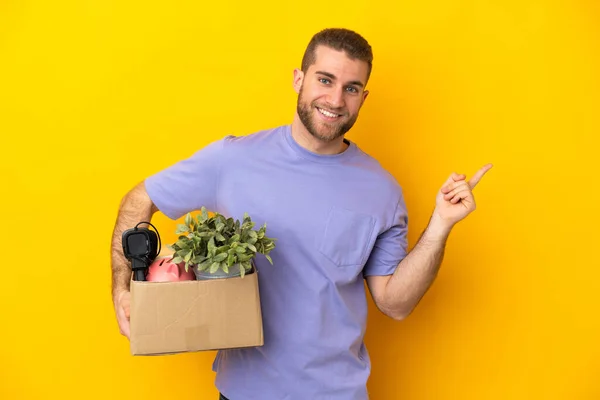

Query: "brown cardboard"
<box><xmin>129</xmin><ymin>269</ymin><xmax>263</xmax><ymax>355</ymax></box>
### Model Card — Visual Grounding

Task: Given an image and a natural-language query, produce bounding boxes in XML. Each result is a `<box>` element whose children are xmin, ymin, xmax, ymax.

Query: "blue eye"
<box><xmin>346</xmin><ymin>86</ymin><xmax>358</xmax><ymax>93</ymax></box>
<box><xmin>319</xmin><ymin>78</ymin><xmax>331</xmax><ymax>84</ymax></box>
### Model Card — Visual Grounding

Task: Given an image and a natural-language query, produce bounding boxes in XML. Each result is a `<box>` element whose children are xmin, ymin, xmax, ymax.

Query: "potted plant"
<box><xmin>168</xmin><ymin>207</ymin><xmax>276</xmax><ymax>280</ymax></box>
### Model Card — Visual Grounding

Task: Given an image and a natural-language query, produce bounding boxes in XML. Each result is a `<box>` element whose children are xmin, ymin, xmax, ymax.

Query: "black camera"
<box><xmin>122</xmin><ymin>222</ymin><xmax>161</xmax><ymax>281</ymax></box>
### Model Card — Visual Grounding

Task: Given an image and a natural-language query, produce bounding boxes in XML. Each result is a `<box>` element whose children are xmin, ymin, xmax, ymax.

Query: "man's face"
<box><xmin>294</xmin><ymin>45</ymin><xmax>370</xmax><ymax>143</ymax></box>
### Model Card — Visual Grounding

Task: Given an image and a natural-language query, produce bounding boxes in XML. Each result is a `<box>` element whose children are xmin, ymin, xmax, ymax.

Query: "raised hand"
<box><xmin>433</xmin><ymin>163</ymin><xmax>493</xmax><ymax>229</ymax></box>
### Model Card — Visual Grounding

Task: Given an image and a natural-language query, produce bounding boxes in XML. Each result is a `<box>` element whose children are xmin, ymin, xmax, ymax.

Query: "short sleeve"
<box><xmin>144</xmin><ymin>138</ymin><xmax>226</xmax><ymax>220</ymax></box>
<box><xmin>363</xmin><ymin>196</ymin><xmax>409</xmax><ymax>277</ymax></box>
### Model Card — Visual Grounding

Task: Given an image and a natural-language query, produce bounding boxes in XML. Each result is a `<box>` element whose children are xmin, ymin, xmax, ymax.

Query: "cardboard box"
<box><xmin>129</xmin><ymin>269</ymin><xmax>264</xmax><ymax>355</ymax></box>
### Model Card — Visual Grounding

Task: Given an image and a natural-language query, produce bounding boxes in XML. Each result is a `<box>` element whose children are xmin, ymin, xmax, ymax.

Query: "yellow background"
<box><xmin>1</xmin><ymin>0</ymin><xmax>598</xmax><ymax>399</ymax></box>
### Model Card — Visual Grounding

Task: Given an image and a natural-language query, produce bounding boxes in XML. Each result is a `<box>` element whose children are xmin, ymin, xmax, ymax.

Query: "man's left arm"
<box><xmin>367</xmin><ymin>164</ymin><xmax>493</xmax><ymax>321</ymax></box>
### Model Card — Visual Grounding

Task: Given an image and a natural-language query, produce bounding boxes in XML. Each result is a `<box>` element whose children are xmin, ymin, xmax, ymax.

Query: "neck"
<box><xmin>291</xmin><ymin>114</ymin><xmax>348</xmax><ymax>155</ymax></box>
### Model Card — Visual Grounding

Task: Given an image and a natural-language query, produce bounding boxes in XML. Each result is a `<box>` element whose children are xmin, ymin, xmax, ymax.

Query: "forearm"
<box><xmin>111</xmin><ymin>182</ymin><xmax>156</xmax><ymax>301</ymax></box>
<box><xmin>382</xmin><ymin>214</ymin><xmax>453</xmax><ymax>319</ymax></box>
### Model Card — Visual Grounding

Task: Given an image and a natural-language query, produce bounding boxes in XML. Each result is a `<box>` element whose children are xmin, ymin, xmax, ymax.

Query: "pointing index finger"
<box><xmin>468</xmin><ymin>163</ymin><xmax>493</xmax><ymax>188</ymax></box>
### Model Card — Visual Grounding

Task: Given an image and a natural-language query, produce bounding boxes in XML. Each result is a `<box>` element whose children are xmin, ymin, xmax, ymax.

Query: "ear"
<box><xmin>361</xmin><ymin>90</ymin><xmax>369</xmax><ymax>106</ymax></box>
<box><xmin>167</xmin><ymin>263</ymin><xmax>180</xmax><ymax>277</ymax></box>
<box><xmin>293</xmin><ymin>68</ymin><xmax>304</xmax><ymax>94</ymax></box>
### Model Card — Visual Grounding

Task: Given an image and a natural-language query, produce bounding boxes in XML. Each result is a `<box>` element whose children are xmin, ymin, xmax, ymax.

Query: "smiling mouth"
<box><xmin>316</xmin><ymin>107</ymin><xmax>342</xmax><ymax>118</ymax></box>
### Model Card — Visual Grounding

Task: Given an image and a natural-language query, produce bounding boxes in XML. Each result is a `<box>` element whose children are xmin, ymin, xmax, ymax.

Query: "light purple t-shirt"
<box><xmin>145</xmin><ymin>124</ymin><xmax>408</xmax><ymax>400</ymax></box>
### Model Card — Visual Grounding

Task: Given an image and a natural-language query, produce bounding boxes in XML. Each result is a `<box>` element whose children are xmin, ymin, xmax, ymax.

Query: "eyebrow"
<box><xmin>315</xmin><ymin>71</ymin><xmax>365</xmax><ymax>88</ymax></box>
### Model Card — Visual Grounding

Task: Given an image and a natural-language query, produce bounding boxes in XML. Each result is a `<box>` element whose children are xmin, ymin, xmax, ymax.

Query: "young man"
<box><xmin>111</xmin><ymin>28</ymin><xmax>492</xmax><ymax>400</ymax></box>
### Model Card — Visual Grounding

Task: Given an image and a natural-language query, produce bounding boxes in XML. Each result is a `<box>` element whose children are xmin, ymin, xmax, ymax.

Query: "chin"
<box><xmin>313</xmin><ymin>122</ymin><xmax>344</xmax><ymax>139</ymax></box>
<box><xmin>312</xmin><ymin>130</ymin><xmax>344</xmax><ymax>143</ymax></box>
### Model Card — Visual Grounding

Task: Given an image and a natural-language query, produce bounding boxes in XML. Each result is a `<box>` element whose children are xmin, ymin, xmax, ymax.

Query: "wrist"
<box><xmin>424</xmin><ymin>212</ymin><xmax>454</xmax><ymax>242</ymax></box>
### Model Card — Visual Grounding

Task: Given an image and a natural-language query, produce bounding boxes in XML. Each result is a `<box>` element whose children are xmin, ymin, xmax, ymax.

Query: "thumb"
<box><xmin>116</xmin><ymin>291</ymin><xmax>131</xmax><ymax>319</ymax></box>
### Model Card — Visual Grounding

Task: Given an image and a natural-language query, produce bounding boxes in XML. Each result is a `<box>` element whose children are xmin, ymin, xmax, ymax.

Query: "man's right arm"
<box><xmin>111</xmin><ymin>181</ymin><xmax>158</xmax><ymax>339</ymax></box>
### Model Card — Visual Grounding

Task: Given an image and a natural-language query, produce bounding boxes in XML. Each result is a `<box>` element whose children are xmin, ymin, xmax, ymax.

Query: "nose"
<box><xmin>326</xmin><ymin>86</ymin><xmax>345</xmax><ymax>109</ymax></box>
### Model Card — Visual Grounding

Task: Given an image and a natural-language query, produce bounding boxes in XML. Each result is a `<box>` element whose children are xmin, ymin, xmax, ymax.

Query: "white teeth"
<box><xmin>318</xmin><ymin>108</ymin><xmax>339</xmax><ymax>118</ymax></box>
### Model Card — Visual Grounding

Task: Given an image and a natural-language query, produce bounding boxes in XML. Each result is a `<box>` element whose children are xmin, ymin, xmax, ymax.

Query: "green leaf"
<box><xmin>198</xmin><ymin>259</ymin><xmax>212</xmax><ymax>271</ymax></box>
<box><xmin>235</xmin><ymin>246</ymin><xmax>246</xmax><ymax>253</ymax></box>
<box><xmin>216</xmin><ymin>245</ymin><xmax>230</xmax><ymax>254</ymax></box>
<box><xmin>227</xmin><ymin>253</ymin><xmax>235</xmax><ymax>266</ymax></box>
<box><xmin>238</xmin><ymin>253</ymin><xmax>253</xmax><ymax>262</ymax></box>
<box><xmin>193</xmin><ymin>255</ymin><xmax>207</xmax><ymax>264</ymax></box>
<box><xmin>223</xmin><ymin>264</ymin><xmax>229</xmax><ymax>274</ymax></box>
<box><xmin>185</xmin><ymin>213</ymin><xmax>192</xmax><ymax>227</ymax></box>
<box><xmin>213</xmin><ymin>253</ymin><xmax>227</xmax><ymax>262</ymax></box>
<box><xmin>265</xmin><ymin>254</ymin><xmax>273</xmax><ymax>265</ymax></box>
<box><xmin>230</xmin><ymin>234</ymin><xmax>240</xmax><ymax>243</ymax></box>
<box><xmin>175</xmin><ymin>239</ymin><xmax>190</xmax><ymax>249</ymax></box>
<box><xmin>209</xmin><ymin>262</ymin><xmax>220</xmax><ymax>274</ymax></box>
<box><xmin>172</xmin><ymin>256</ymin><xmax>183</xmax><ymax>264</ymax></box>
<box><xmin>216</xmin><ymin>222</ymin><xmax>225</xmax><ymax>232</ymax></box>
<box><xmin>247</xmin><ymin>243</ymin><xmax>257</xmax><ymax>253</ymax></box>
<box><xmin>216</xmin><ymin>233</ymin><xmax>226</xmax><ymax>242</ymax></box>
<box><xmin>184</xmin><ymin>251</ymin><xmax>192</xmax><ymax>262</ymax></box>
<box><xmin>176</xmin><ymin>224</ymin><xmax>190</xmax><ymax>234</ymax></box>
<box><xmin>208</xmin><ymin>237</ymin><xmax>216</xmax><ymax>256</ymax></box>
<box><xmin>240</xmin><ymin>264</ymin><xmax>245</xmax><ymax>278</ymax></box>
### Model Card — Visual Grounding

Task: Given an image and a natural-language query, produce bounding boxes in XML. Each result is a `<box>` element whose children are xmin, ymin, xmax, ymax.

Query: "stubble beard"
<box><xmin>296</xmin><ymin>86</ymin><xmax>358</xmax><ymax>143</ymax></box>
